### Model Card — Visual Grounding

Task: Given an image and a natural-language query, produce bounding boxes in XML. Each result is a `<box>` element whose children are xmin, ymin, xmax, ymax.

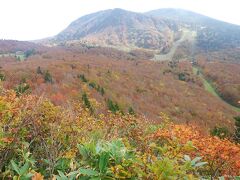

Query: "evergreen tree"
<box><xmin>128</xmin><ymin>107</ymin><xmax>135</xmax><ymax>115</ymax></box>
<box><xmin>100</xmin><ymin>87</ymin><xmax>105</xmax><ymax>96</ymax></box>
<box><xmin>78</xmin><ymin>74</ymin><xmax>88</xmax><ymax>83</ymax></box>
<box><xmin>107</xmin><ymin>99</ymin><xmax>120</xmax><ymax>114</ymax></box>
<box><xmin>82</xmin><ymin>92</ymin><xmax>93</xmax><ymax>114</ymax></box>
<box><xmin>178</xmin><ymin>73</ymin><xmax>186</xmax><ymax>81</ymax></box>
<box><xmin>44</xmin><ymin>71</ymin><xmax>53</xmax><ymax>83</ymax></box>
<box><xmin>88</xmin><ymin>82</ymin><xmax>96</xmax><ymax>89</ymax></box>
<box><xmin>25</xmin><ymin>49</ymin><xmax>35</xmax><ymax>58</ymax></box>
<box><xmin>0</xmin><ymin>73</ymin><xmax>5</xmax><ymax>81</ymax></box>
<box><xmin>210</xmin><ymin>126</ymin><xmax>229</xmax><ymax>139</ymax></box>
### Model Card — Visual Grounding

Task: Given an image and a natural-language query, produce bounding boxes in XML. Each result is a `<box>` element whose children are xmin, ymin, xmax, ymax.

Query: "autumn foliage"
<box><xmin>0</xmin><ymin>86</ymin><xmax>240</xmax><ymax>179</ymax></box>
<box><xmin>0</xmin><ymin>42</ymin><xmax>240</xmax><ymax>178</ymax></box>
<box><xmin>151</xmin><ymin>123</ymin><xmax>240</xmax><ymax>176</ymax></box>
<box><xmin>197</xmin><ymin>59</ymin><xmax>240</xmax><ymax>108</ymax></box>
<box><xmin>1</xmin><ymin>48</ymin><xmax>237</xmax><ymax>131</ymax></box>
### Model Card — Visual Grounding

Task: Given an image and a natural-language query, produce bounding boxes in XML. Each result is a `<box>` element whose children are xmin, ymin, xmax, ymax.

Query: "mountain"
<box><xmin>146</xmin><ymin>8</ymin><xmax>240</xmax><ymax>51</ymax></box>
<box><xmin>53</xmin><ymin>8</ymin><xmax>178</xmax><ymax>52</ymax></box>
<box><xmin>44</xmin><ymin>8</ymin><xmax>240</xmax><ymax>57</ymax></box>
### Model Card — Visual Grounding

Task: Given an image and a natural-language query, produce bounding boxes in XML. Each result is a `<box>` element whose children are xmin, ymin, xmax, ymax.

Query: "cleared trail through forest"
<box><xmin>152</xmin><ymin>29</ymin><xmax>196</xmax><ymax>61</ymax></box>
<box><xmin>193</xmin><ymin>66</ymin><xmax>240</xmax><ymax>113</ymax></box>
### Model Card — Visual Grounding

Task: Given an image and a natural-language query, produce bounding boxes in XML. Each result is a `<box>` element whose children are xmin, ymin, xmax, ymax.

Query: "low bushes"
<box><xmin>0</xmin><ymin>87</ymin><xmax>239</xmax><ymax>178</ymax></box>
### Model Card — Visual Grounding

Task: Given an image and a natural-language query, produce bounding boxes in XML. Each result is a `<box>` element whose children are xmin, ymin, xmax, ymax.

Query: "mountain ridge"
<box><xmin>42</xmin><ymin>8</ymin><xmax>240</xmax><ymax>55</ymax></box>
<box><xmin>146</xmin><ymin>8</ymin><xmax>240</xmax><ymax>27</ymax></box>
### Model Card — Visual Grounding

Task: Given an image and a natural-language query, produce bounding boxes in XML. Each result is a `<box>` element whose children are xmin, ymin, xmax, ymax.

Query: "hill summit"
<box><xmin>54</xmin><ymin>8</ymin><xmax>177</xmax><ymax>52</ymax></box>
<box><xmin>46</xmin><ymin>8</ymin><xmax>240</xmax><ymax>53</ymax></box>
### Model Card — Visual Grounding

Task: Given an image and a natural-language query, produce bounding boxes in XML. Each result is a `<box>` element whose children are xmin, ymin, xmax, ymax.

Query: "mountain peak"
<box><xmin>51</xmin><ymin>8</ymin><xmax>240</xmax><ymax>52</ymax></box>
<box><xmin>108</xmin><ymin>8</ymin><xmax>135</xmax><ymax>18</ymax></box>
<box><xmin>111</xmin><ymin>8</ymin><xmax>127</xmax><ymax>12</ymax></box>
<box><xmin>54</xmin><ymin>9</ymin><xmax>175</xmax><ymax>51</ymax></box>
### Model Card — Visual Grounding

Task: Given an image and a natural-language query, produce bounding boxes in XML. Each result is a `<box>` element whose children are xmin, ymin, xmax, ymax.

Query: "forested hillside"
<box><xmin>0</xmin><ymin>46</ymin><xmax>238</xmax><ymax>131</ymax></box>
<box><xmin>1</xmin><ymin>85</ymin><xmax>240</xmax><ymax>178</ymax></box>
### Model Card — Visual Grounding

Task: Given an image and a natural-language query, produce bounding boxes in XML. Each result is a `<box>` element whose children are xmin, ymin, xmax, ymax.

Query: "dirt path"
<box><xmin>152</xmin><ymin>29</ymin><xmax>196</xmax><ymax>61</ymax></box>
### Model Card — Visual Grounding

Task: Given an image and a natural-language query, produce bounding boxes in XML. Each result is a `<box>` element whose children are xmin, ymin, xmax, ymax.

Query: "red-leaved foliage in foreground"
<box><xmin>151</xmin><ymin>123</ymin><xmax>240</xmax><ymax>176</ymax></box>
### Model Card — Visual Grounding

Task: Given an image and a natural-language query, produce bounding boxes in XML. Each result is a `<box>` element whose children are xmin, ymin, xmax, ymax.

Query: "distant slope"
<box><xmin>41</xmin><ymin>8</ymin><xmax>240</xmax><ymax>57</ymax></box>
<box><xmin>146</xmin><ymin>8</ymin><xmax>240</xmax><ymax>51</ymax></box>
<box><xmin>0</xmin><ymin>40</ymin><xmax>44</xmax><ymax>53</ymax></box>
<box><xmin>53</xmin><ymin>8</ymin><xmax>178</xmax><ymax>52</ymax></box>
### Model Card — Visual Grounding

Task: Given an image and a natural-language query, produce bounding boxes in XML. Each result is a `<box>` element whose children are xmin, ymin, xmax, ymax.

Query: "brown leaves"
<box><xmin>1</xmin><ymin>137</ymin><xmax>14</xmax><ymax>143</ymax></box>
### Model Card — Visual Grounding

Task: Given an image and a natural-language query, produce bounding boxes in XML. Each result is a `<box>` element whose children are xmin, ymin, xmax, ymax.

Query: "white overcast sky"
<box><xmin>0</xmin><ymin>0</ymin><xmax>239</xmax><ymax>40</ymax></box>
